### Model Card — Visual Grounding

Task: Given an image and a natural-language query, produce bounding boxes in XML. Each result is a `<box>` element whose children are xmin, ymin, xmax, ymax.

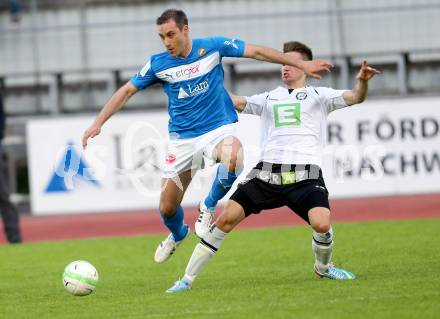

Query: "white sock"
<box><xmin>183</xmin><ymin>225</ymin><xmax>227</xmax><ymax>283</ymax></box>
<box><xmin>184</xmin><ymin>243</ymin><xmax>215</xmax><ymax>283</ymax></box>
<box><xmin>312</xmin><ymin>227</ymin><xmax>334</xmax><ymax>273</ymax></box>
<box><xmin>201</xmin><ymin>225</ymin><xmax>227</xmax><ymax>250</ymax></box>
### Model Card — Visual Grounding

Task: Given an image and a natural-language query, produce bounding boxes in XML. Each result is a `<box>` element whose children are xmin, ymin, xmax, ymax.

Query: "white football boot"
<box><xmin>154</xmin><ymin>225</ymin><xmax>190</xmax><ymax>263</ymax></box>
<box><xmin>195</xmin><ymin>201</ymin><xmax>214</xmax><ymax>238</ymax></box>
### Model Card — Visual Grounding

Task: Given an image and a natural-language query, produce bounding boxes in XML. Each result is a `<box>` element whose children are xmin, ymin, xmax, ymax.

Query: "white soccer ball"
<box><xmin>62</xmin><ymin>260</ymin><xmax>99</xmax><ymax>296</ymax></box>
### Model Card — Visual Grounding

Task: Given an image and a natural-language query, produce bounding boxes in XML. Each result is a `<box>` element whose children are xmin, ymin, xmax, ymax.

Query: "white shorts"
<box><xmin>162</xmin><ymin>123</ymin><xmax>238</xmax><ymax>178</ymax></box>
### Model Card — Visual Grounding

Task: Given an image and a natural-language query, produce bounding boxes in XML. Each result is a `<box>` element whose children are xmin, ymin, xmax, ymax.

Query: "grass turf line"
<box><xmin>0</xmin><ymin>219</ymin><xmax>439</xmax><ymax>319</ymax></box>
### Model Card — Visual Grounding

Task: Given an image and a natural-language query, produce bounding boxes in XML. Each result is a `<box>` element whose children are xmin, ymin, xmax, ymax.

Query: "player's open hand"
<box><xmin>356</xmin><ymin>60</ymin><xmax>380</xmax><ymax>81</ymax></box>
<box><xmin>82</xmin><ymin>124</ymin><xmax>101</xmax><ymax>149</ymax></box>
<box><xmin>302</xmin><ymin>59</ymin><xmax>333</xmax><ymax>80</ymax></box>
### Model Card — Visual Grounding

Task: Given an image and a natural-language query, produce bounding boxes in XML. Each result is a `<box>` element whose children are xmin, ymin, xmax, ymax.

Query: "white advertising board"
<box><xmin>27</xmin><ymin>111</ymin><xmax>260</xmax><ymax>215</ymax></box>
<box><xmin>27</xmin><ymin>96</ymin><xmax>440</xmax><ymax>215</ymax></box>
<box><xmin>323</xmin><ymin>96</ymin><xmax>440</xmax><ymax>198</ymax></box>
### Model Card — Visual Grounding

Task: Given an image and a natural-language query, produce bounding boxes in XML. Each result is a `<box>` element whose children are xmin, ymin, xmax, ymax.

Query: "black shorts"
<box><xmin>229</xmin><ymin>162</ymin><xmax>330</xmax><ymax>223</ymax></box>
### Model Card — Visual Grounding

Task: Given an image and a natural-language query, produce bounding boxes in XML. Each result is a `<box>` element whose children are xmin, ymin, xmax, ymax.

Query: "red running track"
<box><xmin>1</xmin><ymin>194</ymin><xmax>440</xmax><ymax>244</ymax></box>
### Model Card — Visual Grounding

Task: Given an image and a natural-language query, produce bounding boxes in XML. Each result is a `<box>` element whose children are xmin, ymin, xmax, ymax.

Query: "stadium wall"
<box><xmin>1</xmin><ymin>0</ymin><xmax>440</xmax><ymax>74</ymax></box>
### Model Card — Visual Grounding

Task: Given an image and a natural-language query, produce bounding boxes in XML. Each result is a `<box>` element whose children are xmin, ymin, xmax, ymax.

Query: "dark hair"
<box><xmin>283</xmin><ymin>41</ymin><xmax>313</xmax><ymax>60</ymax></box>
<box><xmin>156</xmin><ymin>9</ymin><xmax>188</xmax><ymax>30</ymax></box>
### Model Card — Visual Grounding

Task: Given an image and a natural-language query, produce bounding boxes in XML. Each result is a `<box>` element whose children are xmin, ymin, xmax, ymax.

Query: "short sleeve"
<box><xmin>211</xmin><ymin>36</ymin><xmax>245</xmax><ymax>58</ymax></box>
<box><xmin>130</xmin><ymin>59</ymin><xmax>160</xmax><ymax>90</ymax></box>
<box><xmin>242</xmin><ymin>92</ymin><xmax>269</xmax><ymax>116</ymax></box>
<box><xmin>315</xmin><ymin>87</ymin><xmax>348</xmax><ymax>113</ymax></box>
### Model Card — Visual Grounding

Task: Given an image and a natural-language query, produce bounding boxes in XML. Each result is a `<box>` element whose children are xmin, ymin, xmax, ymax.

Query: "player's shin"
<box><xmin>161</xmin><ymin>205</ymin><xmax>187</xmax><ymax>241</ymax></box>
<box><xmin>312</xmin><ymin>227</ymin><xmax>334</xmax><ymax>274</ymax></box>
<box><xmin>183</xmin><ymin>243</ymin><xmax>215</xmax><ymax>283</ymax></box>
<box><xmin>204</xmin><ymin>164</ymin><xmax>240</xmax><ymax>210</ymax></box>
<box><xmin>183</xmin><ymin>225</ymin><xmax>227</xmax><ymax>283</ymax></box>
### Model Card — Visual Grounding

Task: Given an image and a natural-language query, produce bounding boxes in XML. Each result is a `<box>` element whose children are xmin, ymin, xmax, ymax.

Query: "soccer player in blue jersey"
<box><xmin>82</xmin><ymin>9</ymin><xmax>333</xmax><ymax>263</ymax></box>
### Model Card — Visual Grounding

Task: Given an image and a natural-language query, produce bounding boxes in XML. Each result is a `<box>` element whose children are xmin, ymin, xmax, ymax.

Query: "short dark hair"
<box><xmin>283</xmin><ymin>41</ymin><xmax>313</xmax><ymax>60</ymax></box>
<box><xmin>156</xmin><ymin>9</ymin><xmax>188</xmax><ymax>30</ymax></box>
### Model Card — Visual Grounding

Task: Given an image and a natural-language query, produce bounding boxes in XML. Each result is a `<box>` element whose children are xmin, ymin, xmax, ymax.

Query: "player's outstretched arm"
<box><xmin>82</xmin><ymin>81</ymin><xmax>138</xmax><ymax>149</ymax></box>
<box><xmin>343</xmin><ymin>60</ymin><xmax>380</xmax><ymax>106</ymax></box>
<box><xmin>228</xmin><ymin>92</ymin><xmax>247</xmax><ymax>113</ymax></box>
<box><xmin>243</xmin><ymin>44</ymin><xmax>333</xmax><ymax>79</ymax></box>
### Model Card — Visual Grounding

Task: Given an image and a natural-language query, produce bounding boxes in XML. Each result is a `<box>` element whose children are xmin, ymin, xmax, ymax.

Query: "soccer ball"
<box><xmin>62</xmin><ymin>260</ymin><xmax>99</xmax><ymax>296</ymax></box>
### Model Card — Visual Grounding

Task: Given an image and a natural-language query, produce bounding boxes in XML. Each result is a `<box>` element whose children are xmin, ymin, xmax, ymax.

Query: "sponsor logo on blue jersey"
<box><xmin>178</xmin><ymin>80</ymin><xmax>210</xmax><ymax>99</ymax></box>
<box><xmin>223</xmin><ymin>39</ymin><xmax>239</xmax><ymax>49</ymax></box>
<box><xmin>168</xmin><ymin>63</ymin><xmax>201</xmax><ymax>80</ymax></box>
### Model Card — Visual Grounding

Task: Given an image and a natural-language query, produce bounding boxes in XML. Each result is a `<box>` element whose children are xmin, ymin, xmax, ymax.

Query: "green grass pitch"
<box><xmin>1</xmin><ymin>219</ymin><xmax>439</xmax><ymax>319</ymax></box>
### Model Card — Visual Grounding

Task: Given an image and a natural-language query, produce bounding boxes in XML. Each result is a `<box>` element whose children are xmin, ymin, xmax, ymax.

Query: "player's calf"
<box><xmin>166</xmin><ymin>225</ymin><xmax>227</xmax><ymax>292</ymax></box>
<box><xmin>312</xmin><ymin>226</ymin><xmax>334</xmax><ymax>274</ymax></box>
<box><xmin>311</xmin><ymin>226</ymin><xmax>355</xmax><ymax>280</ymax></box>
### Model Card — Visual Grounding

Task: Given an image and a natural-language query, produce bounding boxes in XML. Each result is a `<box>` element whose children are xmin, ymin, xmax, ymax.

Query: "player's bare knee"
<box><xmin>159</xmin><ymin>202</ymin><xmax>178</xmax><ymax>217</ymax></box>
<box><xmin>312</xmin><ymin>222</ymin><xmax>331</xmax><ymax>234</ymax></box>
<box><xmin>228</xmin><ymin>147</ymin><xmax>244</xmax><ymax>173</ymax></box>
<box><xmin>308</xmin><ymin>207</ymin><xmax>331</xmax><ymax>233</ymax></box>
<box><xmin>227</xmin><ymin>154</ymin><xmax>239</xmax><ymax>172</ymax></box>
<box><xmin>216</xmin><ymin>214</ymin><xmax>236</xmax><ymax>233</ymax></box>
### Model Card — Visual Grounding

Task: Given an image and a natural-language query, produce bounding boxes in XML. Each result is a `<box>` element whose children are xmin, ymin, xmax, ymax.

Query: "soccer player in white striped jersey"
<box><xmin>166</xmin><ymin>41</ymin><xmax>379</xmax><ymax>292</ymax></box>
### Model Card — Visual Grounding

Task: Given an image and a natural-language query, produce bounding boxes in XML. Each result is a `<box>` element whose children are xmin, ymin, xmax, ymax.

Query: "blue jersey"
<box><xmin>131</xmin><ymin>36</ymin><xmax>246</xmax><ymax>139</ymax></box>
